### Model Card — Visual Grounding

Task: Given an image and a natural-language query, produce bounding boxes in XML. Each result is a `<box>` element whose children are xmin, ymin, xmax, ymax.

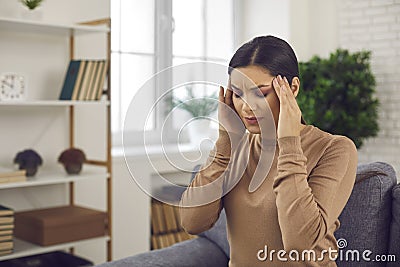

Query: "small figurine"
<box><xmin>58</xmin><ymin>148</ymin><xmax>86</xmax><ymax>174</ymax></box>
<box><xmin>14</xmin><ymin>149</ymin><xmax>43</xmax><ymax>177</ymax></box>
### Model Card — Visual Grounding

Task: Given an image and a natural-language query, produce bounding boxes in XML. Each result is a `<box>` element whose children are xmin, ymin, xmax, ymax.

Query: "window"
<box><xmin>111</xmin><ymin>0</ymin><xmax>234</xmax><ymax>146</ymax></box>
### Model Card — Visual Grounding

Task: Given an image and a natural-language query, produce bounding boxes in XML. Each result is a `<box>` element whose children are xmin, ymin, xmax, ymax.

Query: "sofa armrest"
<box><xmin>95</xmin><ymin>237</ymin><xmax>229</xmax><ymax>267</ymax></box>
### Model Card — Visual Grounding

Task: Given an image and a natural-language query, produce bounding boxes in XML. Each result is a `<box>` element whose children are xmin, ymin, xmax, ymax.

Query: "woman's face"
<box><xmin>229</xmin><ymin>65</ymin><xmax>280</xmax><ymax>134</ymax></box>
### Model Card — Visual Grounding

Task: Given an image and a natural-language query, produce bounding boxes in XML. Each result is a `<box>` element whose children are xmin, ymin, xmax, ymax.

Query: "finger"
<box><xmin>219</xmin><ymin>86</ymin><xmax>224</xmax><ymax>103</ymax></box>
<box><xmin>283</xmin><ymin>76</ymin><xmax>298</xmax><ymax>110</ymax></box>
<box><xmin>279</xmin><ymin>80</ymin><xmax>286</xmax><ymax>109</ymax></box>
<box><xmin>278</xmin><ymin>75</ymin><xmax>290</xmax><ymax>91</ymax></box>
<box><xmin>225</xmin><ymin>86</ymin><xmax>234</xmax><ymax>107</ymax></box>
<box><xmin>273</xmin><ymin>77</ymin><xmax>281</xmax><ymax>100</ymax></box>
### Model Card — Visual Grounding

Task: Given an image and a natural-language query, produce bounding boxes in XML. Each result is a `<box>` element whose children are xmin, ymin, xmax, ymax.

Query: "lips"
<box><xmin>244</xmin><ymin>116</ymin><xmax>263</xmax><ymax>125</ymax></box>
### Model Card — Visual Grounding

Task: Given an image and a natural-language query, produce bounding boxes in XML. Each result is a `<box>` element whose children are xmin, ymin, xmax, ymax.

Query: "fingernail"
<box><xmin>278</xmin><ymin>75</ymin><xmax>282</xmax><ymax>81</ymax></box>
<box><xmin>284</xmin><ymin>77</ymin><xmax>288</xmax><ymax>83</ymax></box>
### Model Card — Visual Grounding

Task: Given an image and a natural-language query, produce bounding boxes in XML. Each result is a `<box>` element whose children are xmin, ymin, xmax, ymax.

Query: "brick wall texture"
<box><xmin>338</xmin><ymin>0</ymin><xmax>400</xmax><ymax>174</ymax></box>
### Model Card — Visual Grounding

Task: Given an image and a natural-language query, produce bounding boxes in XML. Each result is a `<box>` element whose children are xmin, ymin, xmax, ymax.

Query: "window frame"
<box><xmin>112</xmin><ymin>0</ymin><xmax>234</xmax><ymax>148</ymax></box>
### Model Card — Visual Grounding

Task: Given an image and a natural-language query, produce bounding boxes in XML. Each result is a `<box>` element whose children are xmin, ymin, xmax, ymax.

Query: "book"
<box><xmin>173</xmin><ymin>204</ymin><xmax>183</xmax><ymax>230</ymax></box>
<box><xmin>162</xmin><ymin>204</ymin><xmax>178</xmax><ymax>232</ymax></box>
<box><xmin>90</xmin><ymin>61</ymin><xmax>104</xmax><ymax>100</ymax></box>
<box><xmin>0</xmin><ymin>205</ymin><xmax>13</xmax><ymax>217</ymax></box>
<box><xmin>0</xmin><ymin>249</ymin><xmax>12</xmax><ymax>256</ymax></box>
<box><xmin>0</xmin><ymin>230</ymin><xmax>13</xmax><ymax>236</ymax></box>
<box><xmin>78</xmin><ymin>60</ymin><xmax>94</xmax><ymax>100</ymax></box>
<box><xmin>0</xmin><ymin>167</ymin><xmax>26</xmax><ymax>179</ymax></box>
<box><xmin>152</xmin><ymin>203</ymin><xmax>166</xmax><ymax>234</ymax></box>
<box><xmin>0</xmin><ymin>176</ymin><xmax>26</xmax><ymax>184</ymax></box>
<box><xmin>84</xmin><ymin>60</ymin><xmax>99</xmax><ymax>100</ymax></box>
<box><xmin>0</xmin><ymin>241</ymin><xmax>13</xmax><ymax>251</ymax></box>
<box><xmin>96</xmin><ymin>60</ymin><xmax>109</xmax><ymax>100</ymax></box>
<box><xmin>151</xmin><ymin>235</ymin><xmax>158</xmax><ymax>250</ymax></box>
<box><xmin>0</xmin><ymin>224</ymin><xmax>14</xmax><ymax>230</ymax></box>
<box><xmin>151</xmin><ymin>203</ymin><xmax>161</xmax><ymax>234</ymax></box>
<box><xmin>0</xmin><ymin>235</ymin><xmax>12</xmax><ymax>242</ymax></box>
<box><xmin>0</xmin><ymin>216</ymin><xmax>13</xmax><ymax>225</ymax></box>
<box><xmin>59</xmin><ymin>60</ymin><xmax>82</xmax><ymax>100</ymax></box>
<box><xmin>71</xmin><ymin>60</ymin><xmax>87</xmax><ymax>101</ymax></box>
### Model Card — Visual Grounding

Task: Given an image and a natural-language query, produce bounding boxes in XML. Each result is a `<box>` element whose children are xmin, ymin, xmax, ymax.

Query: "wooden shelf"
<box><xmin>0</xmin><ymin>168</ymin><xmax>109</xmax><ymax>190</ymax></box>
<box><xmin>0</xmin><ymin>16</ymin><xmax>109</xmax><ymax>35</ymax></box>
<box><xmin>0</xmin><ymin>100</ymin><xmax>110</xmax><ymax>107</ymax></box>
<box><xmin>0</xmin><ymin>236</ymin><xmax>110</xmax><ymax>261</ymax></box>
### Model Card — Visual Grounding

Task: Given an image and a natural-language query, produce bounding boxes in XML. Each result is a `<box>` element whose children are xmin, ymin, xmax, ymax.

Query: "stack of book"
<box><xmin>0</xmin><ymin>205</ymin><xmax>14</xmax><ymax>256</ymax></box>
<box><xmin>151</xmin><ymin>199</ymin><xmax>196</xmax><ymax>250</ymax></box>
<box><xmin>0</xmin><ymin>168</ymin><xmax>26</xmax><ymax>184</ymax></box>
<box><xmin>59</xmin><ymin>59</ymin><xmax>109</xmax><ymax>101</ymax></box>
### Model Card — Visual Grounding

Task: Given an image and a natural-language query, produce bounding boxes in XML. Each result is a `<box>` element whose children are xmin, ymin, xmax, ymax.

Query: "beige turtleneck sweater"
<box><xmin>179</xmin><ymin>124</ymin><xmax>358</xmax><ymax>266</ymax></box>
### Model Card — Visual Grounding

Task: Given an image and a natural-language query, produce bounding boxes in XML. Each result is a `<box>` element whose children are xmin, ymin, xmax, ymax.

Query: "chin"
<box><xmin>246</xmin><ymin>125</ymin><xmax>261</xmax><ymax>134</ymax></box>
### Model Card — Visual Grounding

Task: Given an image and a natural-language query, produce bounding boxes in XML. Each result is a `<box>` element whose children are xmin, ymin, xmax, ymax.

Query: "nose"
<box><xmin>241</xmin><ymin>98</ymin><xmax>257</xmax><ymax>114</ymax></box>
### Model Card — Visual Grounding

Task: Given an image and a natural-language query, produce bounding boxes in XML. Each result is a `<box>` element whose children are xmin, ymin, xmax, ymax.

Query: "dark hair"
<box><xmin>228</xmin><ymin>35</ymin><xmax>306</xmax><ymax>124</ymax></box>
<box><xmin>228</xmin><ymin>35</ymin><xmax>299</xmax><ymax>85</ymax></box>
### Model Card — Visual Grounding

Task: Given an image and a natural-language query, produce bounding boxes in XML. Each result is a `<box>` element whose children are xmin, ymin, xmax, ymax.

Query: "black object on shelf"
<box><xmin>0</xmin><ymin>251</ymin><xmax>93</xmax><ymax>267</ymax></box>
<box><xmin>13</xmin><ymin>149</ymin><xmax>43</xmax><ymax>177</ymax></box>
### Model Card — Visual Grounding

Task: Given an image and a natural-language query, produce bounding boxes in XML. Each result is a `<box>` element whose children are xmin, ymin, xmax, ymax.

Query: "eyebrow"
<box><xmin>231</xmin><ymin>84</ymin><xmax>271</xmax><ymax>91</ymax></box>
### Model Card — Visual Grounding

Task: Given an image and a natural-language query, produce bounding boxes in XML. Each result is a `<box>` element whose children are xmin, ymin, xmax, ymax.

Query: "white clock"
<box><xmin>0</xmin><ymin>72</ymin><xmax>26</xmax><ymax>101</ymax></box>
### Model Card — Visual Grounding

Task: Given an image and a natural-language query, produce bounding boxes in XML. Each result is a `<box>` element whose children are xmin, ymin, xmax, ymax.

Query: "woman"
<box><xmin>179</xmin><ymin>35</ymin><xmax>358</xmax><ymax>266</ymax></box>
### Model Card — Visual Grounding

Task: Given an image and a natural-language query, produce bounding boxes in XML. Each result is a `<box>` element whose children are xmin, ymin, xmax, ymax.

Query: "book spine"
<box><xmin>71</xmin><ymin>60</ymin><xmax>87</xmax><ymax>101</ymax></box>
<box><xmin>59</xmin><ymin>60</ymin><xmax>81</xmax><ymax>100</ymax></box>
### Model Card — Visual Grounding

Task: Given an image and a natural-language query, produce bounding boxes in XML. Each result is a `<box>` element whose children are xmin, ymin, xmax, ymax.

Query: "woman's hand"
<box><xmin>273</xmin><ymin>75</ymin><xmax>303</xmax><ymax>139</ymax></box>
<box><xmin>218</xmin><ymin>85</ymin><xmax>245</xmax><ymax>136</ymax></box>
<box><xmin>215</xmin><ymin>85</ymin><xmax>246</xmax><ymax>157</ymax></box>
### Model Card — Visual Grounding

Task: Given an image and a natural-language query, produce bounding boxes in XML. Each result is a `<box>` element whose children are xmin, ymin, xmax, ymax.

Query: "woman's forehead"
<box><xmin>230</xmin><ymin>66</ymin><xmax>274</xmax><ymax>87</ymax></box>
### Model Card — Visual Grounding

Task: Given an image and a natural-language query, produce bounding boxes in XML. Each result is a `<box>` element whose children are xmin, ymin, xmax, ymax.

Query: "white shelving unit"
<box><xmin>0</xmin><ymin>16</ymin><xmax>109</xmax><ymax>35</ymax></box>
<box><xmin>0</xmin><ymin>236</ymin><xmax>111</xmax><ymax>261</ymax></box>
<box><xmin>0</xmin><ymin>16</ymin><xmax>112</xmax><ymax>263</ymax></box>
<box><xmin>0</xmin><ymin>169</ymin><xmax>109</xmax><ymax>190</ymax></box>
<box><xmin>0</xmin><ymin>100</ymin><xmax>110</xmax><ymax>107</ymax></box>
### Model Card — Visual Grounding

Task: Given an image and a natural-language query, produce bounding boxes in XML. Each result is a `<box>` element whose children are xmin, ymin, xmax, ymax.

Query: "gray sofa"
<box><xmin>98</xmin><ymin>162</ymin><xmax>400</xmax><ymax>266</ymax></box>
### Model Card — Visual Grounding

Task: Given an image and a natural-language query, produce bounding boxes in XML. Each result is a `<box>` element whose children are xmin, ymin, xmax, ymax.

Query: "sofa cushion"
<box><xmin>198</xmin><ymin>209</ymin><xmax>230</xmax><ymax>258</ymax></box>
<box><xmin>335</xmin><ymin>162</ymin><xmax>397</xmax><ymax>266</ymax></box>
<box><xmin>387</xmin><ymin>183</ymin><xmax>400</xmax><ymax>267</ymax></box>
<box><xmin>96</xmin><ymin>237</ymin><xmax>229</xmax><ymax>267</ymax></box>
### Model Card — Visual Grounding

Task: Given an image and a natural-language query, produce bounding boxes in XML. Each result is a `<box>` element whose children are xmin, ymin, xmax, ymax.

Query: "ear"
<box><xmin>291</xmin><ymin>77</ymin><xmax>300</xmax><ymax>98</ymax></box>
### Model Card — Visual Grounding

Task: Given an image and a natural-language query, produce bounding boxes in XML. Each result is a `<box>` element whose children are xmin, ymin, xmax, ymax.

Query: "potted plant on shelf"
<box><xmin>170</xmin><ymin>86</ymin><xmax>218</xmax><ymax>143</ymax></box>
<box><xmin>297</xmin><ymin>49</ymin><xmax>379</xmax><ymax>148</ymax></box>
<box><xmin>20</xmin><ymin>0</ymin><xmax>44</xmax><ymax>20</ymax></box>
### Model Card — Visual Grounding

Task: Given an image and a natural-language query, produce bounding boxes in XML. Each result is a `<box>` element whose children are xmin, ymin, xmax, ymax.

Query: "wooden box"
<box><xmin>14</xmin><ymin>205</ymin><xmax>108</xmax><ymax>246</ymax></box>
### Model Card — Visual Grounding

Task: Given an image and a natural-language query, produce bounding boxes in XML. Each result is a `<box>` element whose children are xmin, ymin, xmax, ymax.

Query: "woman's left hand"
<box><xmin>272</xmin><ymin>75</ymin><xmax>303</xmax><ymax>139</ymax></box>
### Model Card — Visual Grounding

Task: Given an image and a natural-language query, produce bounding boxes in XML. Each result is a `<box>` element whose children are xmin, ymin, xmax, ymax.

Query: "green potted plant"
<box><xmin>170</xmin><ymin>85</ymin><xmax>218</xmax><ymax>143</ymax></box>
<box><xmin>297</xmin><ymin>49</ymin><xmax>379</xmax><ymax>148</ymax></box>
<box><xmin>20</xmin><ymin>0</ymin><xmax>43</xmax><ymax>10</ymax></box>
<box><xmin>20</xmin><ymin>0</ymin><xmax>44</xmax><ymax>20</ymax></box>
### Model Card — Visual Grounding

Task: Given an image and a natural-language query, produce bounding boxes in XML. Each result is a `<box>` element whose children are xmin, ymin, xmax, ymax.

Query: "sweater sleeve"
<box><xmin>179</xmin><ymin>130</ymin><xmax>236</xmax><ymax>235</ymax></box>
<box><xmin>273</xmin><ymin>135</ymin><xmax>358</xmax><ymax>251</ymax></box>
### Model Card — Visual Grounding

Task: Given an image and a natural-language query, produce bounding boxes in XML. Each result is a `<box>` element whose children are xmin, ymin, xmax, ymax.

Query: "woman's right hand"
<box><xmin>216</xmin><ymin>85</ymin><xmax>246</xmax><ymax>155</ymax></box>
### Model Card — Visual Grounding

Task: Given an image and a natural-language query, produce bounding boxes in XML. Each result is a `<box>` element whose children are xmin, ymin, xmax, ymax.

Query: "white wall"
<box><xmin>234</xmin><ymin>0</ymin><xmax>338</xmax><ymax>61</ymax></box>
<box><xmin>234</xmin><ymin>0</ymin><xmax>290</xmax><ymax>49</ymax></box>
<box><xmin>289</xmin><ymin>0</ymin><xmax>338</xmax><ymax>61</ymax></box>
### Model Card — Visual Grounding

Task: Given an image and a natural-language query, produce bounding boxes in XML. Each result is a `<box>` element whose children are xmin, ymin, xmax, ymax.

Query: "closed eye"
<box><xmin>231</xmin><ymin>87</ymin><xmax>243</xmax><ymax>98</ymax></box>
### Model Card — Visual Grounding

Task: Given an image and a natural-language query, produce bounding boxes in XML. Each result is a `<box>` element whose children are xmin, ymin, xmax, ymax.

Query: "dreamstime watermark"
<box><xmin>256</xmin><ymin>238</ymin><xmax>396</xmax><ymax>263</ymax></box>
